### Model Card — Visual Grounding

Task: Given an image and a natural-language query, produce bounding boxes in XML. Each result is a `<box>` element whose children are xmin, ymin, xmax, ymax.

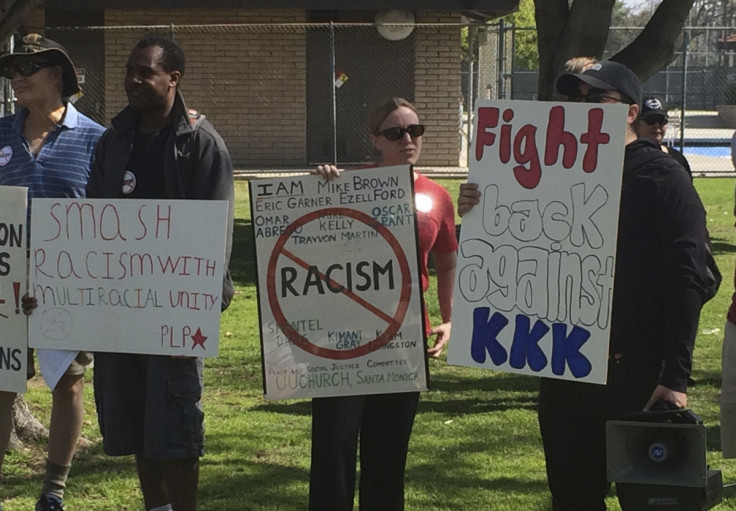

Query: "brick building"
<box><xmin>21</xmin><ymin>1</ymin><xmax>518</xmax><ymax>168</ymax></box>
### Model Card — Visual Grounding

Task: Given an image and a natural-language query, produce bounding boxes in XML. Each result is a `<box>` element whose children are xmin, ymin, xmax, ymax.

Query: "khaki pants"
<box><xmin>27</xmin><ymin>349</ymin><xmax>92</xmax><ymax>379</ymax></box>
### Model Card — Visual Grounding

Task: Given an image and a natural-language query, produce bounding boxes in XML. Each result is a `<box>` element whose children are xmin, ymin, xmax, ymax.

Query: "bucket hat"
<box><xmin>0</xmin><ymin>33</ymin><xmax>80</xmax><ymax>97</ymax></box>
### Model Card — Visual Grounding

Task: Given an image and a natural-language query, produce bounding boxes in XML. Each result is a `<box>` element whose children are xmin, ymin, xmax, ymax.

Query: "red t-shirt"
<box><xmin>413</xmin><ymin>172</ymin><xmax>459</xmax><ymax>334</ymax></box>
<box><xmin>414</xmin><ymin>172</ymin><xmax>458</xmax><ymax>291</ymax></box>
<box><xmin>346</xmin><ymin>166</ymin><xmax>458</xmax><ymax>335</ymax></box>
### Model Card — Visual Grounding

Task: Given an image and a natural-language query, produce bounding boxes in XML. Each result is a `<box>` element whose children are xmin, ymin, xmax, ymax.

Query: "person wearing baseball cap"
<box><xmin>556</xmin><ymin>59</ymin><xmax>642</xmax><ymax>107</ymax></box>
<box><xmin>634</xmin><ymin>95</ymin><xmax>692</xmax><ymax>176</ymax></box>
<box><xmin>458</xmin><ymin>60</ymin><xmax>711</xmax><ymax>511</ymax></box>
<box><xmin>0</xmin><ymin>33</ymin><xmax>104</xmax><ymax>511</ymax></box>
<box><xmin>541</xmin><ymin>61</ymin><xmax>710</xmax><ymax>511</ymax></box>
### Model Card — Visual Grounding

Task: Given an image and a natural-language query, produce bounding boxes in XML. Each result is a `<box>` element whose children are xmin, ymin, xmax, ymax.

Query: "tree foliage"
<box><xmin>605</xmin><ymin>1</ymin><xmax>637</xmax><ymax>57</ymax></box>
<box><xmin>690</xmin><ymin>0</ymin><xmax>736</xmax><ymax>25</ymax></box>
<box><xmin>504</xmin><ymin>0</ymin><xmax>539</xmax><ymax>70</ymax></box>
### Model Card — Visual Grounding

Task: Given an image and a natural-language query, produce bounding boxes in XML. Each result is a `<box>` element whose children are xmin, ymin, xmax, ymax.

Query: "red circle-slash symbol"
<box><xmin>266</xmin><ymin>207</ymin><xmax>412</xmax><ymax>360</ymax></box>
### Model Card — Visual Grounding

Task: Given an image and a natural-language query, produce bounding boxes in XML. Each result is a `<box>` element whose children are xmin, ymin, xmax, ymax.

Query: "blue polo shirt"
<box><xmin>0</xmin><ymin>102</ymin><xmax>104</xmax><ymax>236</ymax></box>
<box><xmin>0</xmin><ymin>102</ymin><xmax>104</xmax><ymax>199</ymax></box>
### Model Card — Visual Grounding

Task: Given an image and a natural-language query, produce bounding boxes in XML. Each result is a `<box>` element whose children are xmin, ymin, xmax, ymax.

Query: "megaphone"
<box><xmin>606</xmin><ymin>407</ymin><xmax>722</xmax><ymax>510</ymax></box>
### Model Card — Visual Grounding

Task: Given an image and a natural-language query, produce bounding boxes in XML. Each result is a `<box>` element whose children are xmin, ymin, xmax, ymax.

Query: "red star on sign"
<box><xmin>191</xmin><ymin>328</ymin><xmax>208</xmax><ymax>350</ymax></box>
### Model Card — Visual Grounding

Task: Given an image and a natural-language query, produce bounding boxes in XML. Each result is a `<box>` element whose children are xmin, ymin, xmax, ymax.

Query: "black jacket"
<box><xmin>87</xmin><ymin>91</ymin><xmax>235</xmax><ymax>310</ymax></box>
<box><xmin>610</xmin><ymin>138</ymin><xmax>709</xmax><ymax>391</ymax></box>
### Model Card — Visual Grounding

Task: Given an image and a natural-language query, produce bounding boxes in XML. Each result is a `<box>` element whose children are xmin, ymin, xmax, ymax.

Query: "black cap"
<box><xmin>640</xmin><ymin>96</ymin><xmax>668</xmax><ymax>120</ymax></box>
<box><xmin>556</xmin><ymin>60</ymin><xmax>642</xmax><ymax>107</ymax></box>
<box><xmin>0</xmin><ymin>33</ymin><xmax>80</xmax><ymax>97</ymax></box>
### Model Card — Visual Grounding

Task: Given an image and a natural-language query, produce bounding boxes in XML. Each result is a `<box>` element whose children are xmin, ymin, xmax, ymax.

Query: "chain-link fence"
<box><xmin>9</xmin><ymin>22</ymin><xmax>464</xmax><ymax>170</ymax></box>
<box><xmin>6</xmin><ymin>21</ymin><xmax>736</xmax><ymax>174</ymax></box>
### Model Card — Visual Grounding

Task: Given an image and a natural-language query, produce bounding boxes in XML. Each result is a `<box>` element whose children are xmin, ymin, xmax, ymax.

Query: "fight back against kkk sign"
<box><xmin>0</xmin><ymin>186</ymin><xmax>28</xmax><ymax>393</ymax></box>
<box><xmin>447</xmin><ymin>99</ymin><xmax>627</xmax><ymax>384</ymax></box>
<box><xmin>29</xmin><ymin>199</ymin><xmax>228</xmax><ymax>357</ymax></box>
<box><xmin>251</xmin><ymin>165</ymin><xmax>426</xmax><ymax>400</ymax></box>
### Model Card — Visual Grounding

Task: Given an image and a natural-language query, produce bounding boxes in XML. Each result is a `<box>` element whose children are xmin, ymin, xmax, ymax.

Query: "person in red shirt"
<box><xmin>309</xmin><ymin>97</ymin><xmax>457</xmax><ymax>511</ymax></box>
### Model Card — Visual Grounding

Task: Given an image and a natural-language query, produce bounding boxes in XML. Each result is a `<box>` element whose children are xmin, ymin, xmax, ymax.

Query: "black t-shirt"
<box><xmin>121</xmin><ymin>123</ymin><xmax>172</xmax><ymax>199</ymax></box>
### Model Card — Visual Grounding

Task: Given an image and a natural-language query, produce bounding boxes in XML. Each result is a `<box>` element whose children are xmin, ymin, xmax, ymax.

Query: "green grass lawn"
<box><xmin>4</xmin><ymin>177</ymin><xmax>736</xmax><ymax>510</ymax></box>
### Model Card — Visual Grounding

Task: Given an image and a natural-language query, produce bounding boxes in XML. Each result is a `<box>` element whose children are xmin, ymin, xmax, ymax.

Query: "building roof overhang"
<box><xmin>43</xmin><ymin>0</ymin><xmax>518</xmax><ymax>20</ymax></box>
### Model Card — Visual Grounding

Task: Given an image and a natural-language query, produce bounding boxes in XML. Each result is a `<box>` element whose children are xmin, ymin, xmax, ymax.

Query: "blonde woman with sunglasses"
<box><xmin>309</xmin><ymin>97</ymin><xmax>458</xmax><ymax>511</ymax></box>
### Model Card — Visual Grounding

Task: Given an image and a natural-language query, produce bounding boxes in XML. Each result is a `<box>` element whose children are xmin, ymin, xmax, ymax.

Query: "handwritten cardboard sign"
<box><xmin>0</xmin><ymin>186</ymin><xmax>28</xmax><ymax>393</ymax></box>
<box><xmin>28</xmin><ymin>199</ymin><xmax>228</xmax><ymax>357</ymax></box>
<box><xmin>251</xmin><ymin>165</ymin><xmax>427</xmax><ymax>400</ymax></box>
<box><xmin>448</xmin><ymin>99</ymin><xmax>628</xmax><ymax>384</ymax></box>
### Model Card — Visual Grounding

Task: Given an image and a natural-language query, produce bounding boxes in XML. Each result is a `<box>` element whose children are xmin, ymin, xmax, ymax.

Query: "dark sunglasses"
<box><xmin>1</xmin><ymin>60</ymin><xmax>55</xmax><ymax>79</ymax></box>
<box><xmin>643</xmin><ymin>116</ymin><xmax>668</xmax><ymax>126</ymax></box>
<box><xmin>380</xmin><ymin>124</ymin><xmax>425</xmax><ymax>141</ymax></box>
<box><xmin>568</xmin><ymin>89</ymin><xmax>625</xmax><ymax>104</ymax></box>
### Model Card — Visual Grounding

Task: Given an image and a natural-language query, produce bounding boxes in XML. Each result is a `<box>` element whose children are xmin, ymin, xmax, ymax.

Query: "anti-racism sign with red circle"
<box><xmin>250</xmin><ymin>165</ymin><xmax>427</xmax><ymax>400</ymax></box>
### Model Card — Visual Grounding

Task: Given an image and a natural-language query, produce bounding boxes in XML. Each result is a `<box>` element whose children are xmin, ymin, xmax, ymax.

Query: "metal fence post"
<box><xmin>468</xmin><ymin>26</ymin><xmax>475</xmax><ymax>143</ymax></box>
<box><xmin>497</xmin><ymin>18</ymin><xmax>505</xmax><ymax>100</ymax></box>
<box><xmin>2</xmin><ymin>36</ymin><xmax>13</xmax><ymax>117</ymax></box>
<box><xmin>330</xmin><ymin>21</ymin><xmax>337</xmax><ymax>165</ymax></box>
<box><xmin>679</xmin><ymin>29</ymin><xmax>689</xmax><ymax>152</ymax></box>
<box><xmin>510</xmin><ymin>23</ymin><xmax>516</xmax><ymax>99</ymax></box>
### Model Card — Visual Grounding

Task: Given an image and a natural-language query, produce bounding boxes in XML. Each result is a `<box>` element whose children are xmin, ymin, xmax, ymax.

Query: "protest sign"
<box><xmin>448</xmin><ymin>99</ymin><xmax>628</xmax><ymax>384</ymax></box>
<box><xmin>251</xmin><ymin>165</ymin><xmax>426</xmax><ymax>400</ymax></box>
<box><xmin>29</xmin><ymin>199</ymin><xmax>228</xmax><ymax>357</ymax></box>
<box><xmin>0</xmin><ymin>186</ymin><xmax>28</xmax><ymax>393</ymax></box>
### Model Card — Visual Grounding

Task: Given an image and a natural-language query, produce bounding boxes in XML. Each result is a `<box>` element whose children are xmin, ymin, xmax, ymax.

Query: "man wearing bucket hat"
<box><xmin>458</xmin><ymin>61</ymin><xmax>711</xmax><ymax>510</ymax></box>
<box><xmin>0</xmin><ymin>33</ymin><xmax>104</xmax><ymax>511</ymax></box>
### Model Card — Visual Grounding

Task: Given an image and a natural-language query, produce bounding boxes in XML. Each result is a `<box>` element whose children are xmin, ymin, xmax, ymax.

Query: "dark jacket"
<box><xmin>664</xmin><ymin>145</ymin><xmax>692</xmax><ymax>178</ymax></box>
<box><xmin>87</xmin><ymin>90</ymin><xmax>235</xmax><ymax>310</ymax></box>
<box><xmin>611</xmin><ymin>138</ymin><xmax>709</xmax><ymax>392</ymax></box>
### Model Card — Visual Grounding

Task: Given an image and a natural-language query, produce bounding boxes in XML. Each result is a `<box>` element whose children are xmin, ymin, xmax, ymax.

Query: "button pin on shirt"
<box><xmin>0</xmin><ymin>145</ymin><xmax>13</xmax><ymax>166</ymax></box>
<box><xmin>121</xmin><ymin>170</ymin><xmax>137</xmax><ymax>195</ymax></box>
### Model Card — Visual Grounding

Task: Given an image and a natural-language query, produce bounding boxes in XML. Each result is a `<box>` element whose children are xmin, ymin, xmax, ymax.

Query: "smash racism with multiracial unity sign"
<box><xmin>29</xmin><ymin>199</ymin><xmax>229</xmax><ymax>357</ymax></box>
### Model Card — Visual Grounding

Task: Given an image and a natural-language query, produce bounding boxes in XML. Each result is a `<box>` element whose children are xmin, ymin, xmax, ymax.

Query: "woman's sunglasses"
<box><xmin>380</xmin><ymin>124</ymin><xmax>425</xmax><ymax>141</ymax></box>
<box><xmin>1</xmin><ymin>61</ymin><xmax>55</xmax><ymax>79</ymax></box>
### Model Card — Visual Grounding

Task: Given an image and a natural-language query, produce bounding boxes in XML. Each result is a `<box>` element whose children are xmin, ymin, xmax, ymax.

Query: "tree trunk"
<box><xmin>8</xmin><ymin>394</ymin><xmax>47</xmax><ymax>451</ymax></box>
<box><xmin>535</xmin><ymin>0</ymin><xmax>696</xmax><ymax>99</ymax></box>
<box><xmin>536</xmin><ymin>0</ymin><xmax>616</xmax><ymax>100</ymax></box>
<box><xmin>612</xmin><ymin>0</ymin><xmax>695</xmax><ymax>82</ymax></box>
<box><xmin>0</xmin><ymin>0</ymin><xmax>44</xmax><ymax>44</ymax></box>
